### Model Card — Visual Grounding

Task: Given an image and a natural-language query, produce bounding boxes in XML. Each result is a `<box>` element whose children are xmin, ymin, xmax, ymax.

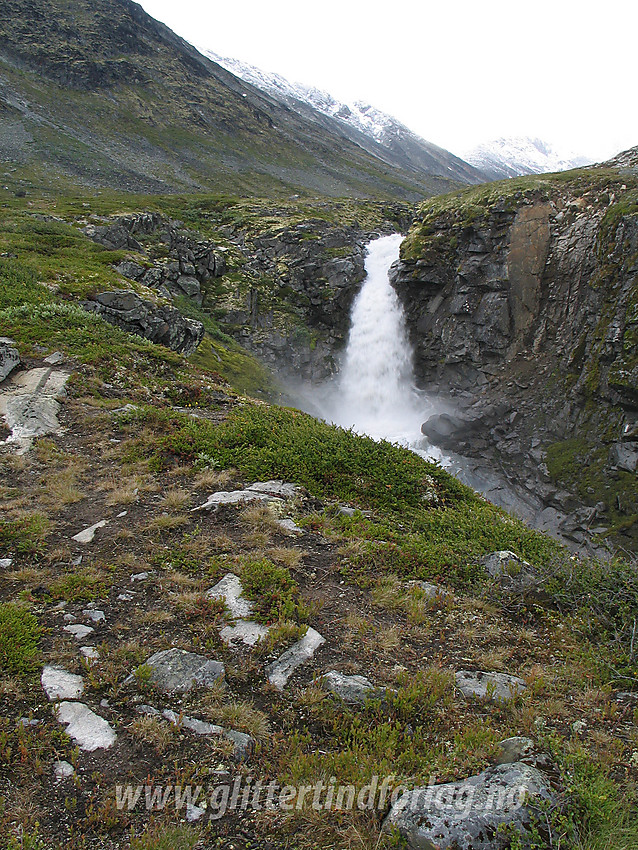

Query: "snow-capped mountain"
<box><xmin>460</xmin><ymin>137</ymin><xmax>593</xmax><ymax>181</ymax></box>
<box><xmin>203</xmin><ymin>49</ymin><xmax>484</xmax><ymax>186</ymax></box>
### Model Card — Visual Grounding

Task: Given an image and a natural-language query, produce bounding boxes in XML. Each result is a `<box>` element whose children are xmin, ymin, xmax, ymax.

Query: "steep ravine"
<box><xmin>390</xmin><ymin>151</ymin><xmax>638</xmax><ymax>552</ymax></box>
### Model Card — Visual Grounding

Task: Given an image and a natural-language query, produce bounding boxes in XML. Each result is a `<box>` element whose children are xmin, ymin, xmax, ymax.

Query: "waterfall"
<box><xmin>319</xmin><ymin>233</ymin><xmax>434</xmax><ymax>446</ymax></box>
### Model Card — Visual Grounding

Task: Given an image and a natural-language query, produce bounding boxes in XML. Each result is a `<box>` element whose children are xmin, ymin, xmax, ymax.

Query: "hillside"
<box><xmin>0</xmin><ymin>0</ymin><xmax>468</xmax><ymax>200</ymax></box>
<box><xmin>205</xmin><ymin>50</ymin><xmax>485</xmax><ymax>187</ymax></box>
<box><xmin>0</xmin><ymin>181</ymin><xmax>637</xmax><ymax>849</ymax></box>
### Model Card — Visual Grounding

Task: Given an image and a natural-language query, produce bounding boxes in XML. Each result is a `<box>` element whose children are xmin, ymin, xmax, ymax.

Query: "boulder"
<box><xmin>140</xmin><ymin>648</ymin><xmax>225</xmax><ymax>694</ymax></box>
<box><xmin>384</xmin><ymin>762</ymin><xmax>554</xmax><ymax>850</ymax></box>
<box><xmin>320</xmin><ymin>670</ymin><xmax>390</xmax><ymax>705</ymax></box>
<box><xmin>494</xmin><ymin>736</ymin><xmax>535</xmax><ymax>765</ymax></box>
<box><xmin>81</xmin><ymin>291</ymin><xmax>204</xmax><ymax>355</ymax></box>
<box><xmin>0</xmin><ymin>338</ymin><xmax>20</xmax><ymax>383</ymax></box>
<box><xmin>455</xmin><ymin>670</ymin><xmax>526</xmax><ymax>702</ymax></box>
<box><xmin>0</xmin><ymin>367</ymin><xmax>69</xmax><ymax>453</ymax></box>
<box><xmin>482</xmin><ymin>550</ymin><xmax>537</xmax><ymax>594</ymax></box>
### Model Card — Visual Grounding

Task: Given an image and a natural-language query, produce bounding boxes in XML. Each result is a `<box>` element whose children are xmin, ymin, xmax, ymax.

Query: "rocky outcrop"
<box><xmin>81</xmin><ymin>290</ymin><xmax>204</xmax><ymax>354</ymax></box>
<box><xmin>0</xmin><ymin>337</ymin><xmax>20</xmax><ymax>383</ymax></box>
<box><xmin>84</xmin><ymin>213</ymin><xmax>227</xmax><ymax>305</ymax></box>
<box><xmin>384</xmin><ymin>762</ymin><xmax>555</xmax><ymax>850</ymax></box>
<box><xmin>393</xmin><ymin>161</ymin><xmax>638</xmax><ymax>550</ymax></box>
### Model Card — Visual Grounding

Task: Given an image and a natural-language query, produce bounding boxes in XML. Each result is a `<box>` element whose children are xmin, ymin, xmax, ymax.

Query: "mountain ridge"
<box><xmin>0</xmin><ymin>0</ymin><xmax>471</xmax><ymax>199</ymax></box>
<box><xmin>204</xmin><ymin>49</ymin><xmax>486</xmax><ymax>186</ymax></box>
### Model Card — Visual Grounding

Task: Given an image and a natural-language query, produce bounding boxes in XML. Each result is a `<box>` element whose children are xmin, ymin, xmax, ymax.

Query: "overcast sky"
<box><xmin>139</xmin><ymin>0</ymin><xmax>637</xmax><ymax>162</ymax></box>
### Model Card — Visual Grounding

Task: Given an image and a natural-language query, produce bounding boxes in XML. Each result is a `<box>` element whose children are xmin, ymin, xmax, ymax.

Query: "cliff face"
<box><xmin>391</xmin><ymin>154</ymin><xmax>638</xmax><ymax>549</ymax></box>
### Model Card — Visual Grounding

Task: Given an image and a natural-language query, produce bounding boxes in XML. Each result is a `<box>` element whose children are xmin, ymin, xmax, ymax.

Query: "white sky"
<box><xmin>139</xmin><ymin>0</ymin><xmax>637</xmax><ymax>162</ymax></box>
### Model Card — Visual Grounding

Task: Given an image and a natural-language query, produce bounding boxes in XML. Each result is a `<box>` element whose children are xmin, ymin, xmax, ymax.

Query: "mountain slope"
<box><xmin>460</xmin><ymin>136</ymin><xmax>592</xmax><ymax>181</ymax></box>
<box><xmin>0</xmin><ymin>0</ymin><xmax>467</xmax><ymax>199</ymax></box>
<box><xmin>205</xmin><ymin>50</ymin><xmax>485</xmax><ymax>186</ymax></box>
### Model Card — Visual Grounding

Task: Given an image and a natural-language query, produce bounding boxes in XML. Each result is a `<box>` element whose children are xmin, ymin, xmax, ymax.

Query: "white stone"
<box><xmin>207</xmin><ymin>573</ymin><xmax>253</xmax><ymax>618</ymax></box>
<box><xmin>82</xmin><ymin>608</ymin><xmax>105</xmax><ymax>622</ymax></box>
<box><xmin>193</xmin><ymin>489</ymin><xmax>272</xmax><ymax>511</ymax></box>
<box><xmin>0</xmin><ymin>558</ymin><xmax>12</xmax><ymax>568</ymax></box>
<box><xmin>116</xmin><ymin>511</ymin><xmax>127</xmax><ymax>518</ymax></box>
<box><xmin>130</xmin><ymin>572</ymin><xmax>149</xmax><ymax>582</ymax></box>
<box><xmin>220</xmin><ymin>620</ymin><xmax>269</xmax><ymax>648</ymax></box>
<box><xmin>55</xmin><ymin>702</ymin><xmax>116</xmax><ymax>751</ymax></box>
<box><xmin>266</xmin><ymin>627</ymin><xmax>326</xmax><ymax>690</ymax></box>
<box><xmin>80</xmin><ymin>646</ymin><xmax>99</xmax><ymax>662</ymax></box>
<box><xmin>53</xmin><ymin>760</ymin><xmax>75</xmax><ymax>782</ymax></box>
<box><xmin>72</xmin><ymin>520</ymin><xmax>108</xmax><ymax>544</ymax></box>
<box><xmin>117</xmin><ymin>592</ymin><xmax>134</xmax><ymax>601</ymax></box>
<box><xmin>41</xmin><ymin>666</ymin><xmax>84</xmax><ymax>701</ymax></box>
<box><xmin>64</xmin><ymin>623</ymin><xmax>95</xmax><ymax>640</ymax></box>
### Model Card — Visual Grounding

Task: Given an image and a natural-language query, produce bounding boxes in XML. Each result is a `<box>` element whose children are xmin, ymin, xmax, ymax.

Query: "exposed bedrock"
<box><xmin>392</xmin><ymin>164</ymin><xmax>638</xmax><ymax>551</ymax></box>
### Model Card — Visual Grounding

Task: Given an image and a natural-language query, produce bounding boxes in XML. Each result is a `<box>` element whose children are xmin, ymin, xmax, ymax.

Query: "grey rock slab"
<box><xmin>247</xmin><ymin>480</ymin><xmax>299</xmax><ymax>499</ymax></box>
<box><xmin>224</xmin><ymin>728</ymin><xmax>254</xmax><ymax>762</ymax></box>
<box><xmin>276</xmin><ymin>518</ymin><xmax>303</xmax><ymax>535</ymax></box>
<box><xmin>44</xmin><ymin>351</ymin><xmax>64</xmax><ymax>366</ymax></box>
<box><xmin>456</xmin><ymin>670</ymin><xmax>527</xmax><ymax>702</ymax></box>
<box><xmin>494</xmin><ymin>736</ymin><xmax>535</xmax><ymax>765</ymax></box>
<box><xmin>41</xmin><ymin>666</ymin><xmax>84</xmax><ymax>701</ymax></box>
<box><xmin>384</xmin><ymin>762</ymin><xmax>554</xmax><ymax>850</ymax></box>
<box><xmin>0</xmin><ymin>367</ymin><xmax>70</xmax><ymax>453</ymax></box>
<box><xmin>141</xmin><ymin>648</ymin><xmax>225</xmax><ymax>694</ymax></box>
<box><xmin>72</xmin><ymin>520</ymin><xmax>108</xmax><ymax>544</ymax></box>
<box><xmin>64</xmin><ymin>624</ymin><xmax>95</xmax><ymax>641</ymax></box>
<box><xmin>193</xmin><ymin>489</ymin><xmax>273</xmax><ymax>511</ymax></box>
<box><xmin>82</xmin><ymin>608</ymin><xmax>106</xmax><ymax>622</ymax></box>
<box><xmin>321</xmin><ymin>671</ymin><xmax>381</xmax><ymax>704</ymax></box>
<box><xmin>207</xmin><ymin>573</ymin><xmax>253</xmax><ymax>618</ymax></box>
<box><xmin>55</xmin><ymin>702</ymin><xmax>117</xmax><ymax>751</ymax></box>
<box><xmin>82</xmin><ymin>290</ymin><xmax>204</xmax><ymax>355</ymax></box>
<box><xmin>53</xmin><ymin>760</ymin><xmax>75</xmax><ymax>782</ymax></box>
<box><xmin>266</xmin><ymin>627</ymin><xmax>326</xmax><ymax>690</ymax></box>
<box><xmin>162</xmin><ymin>708</ymin><xmax>224</xmax><ymax>736</ymax></box>
<box><xmin>0</xmin><ymin>337</ymin><xmax>20</xmax><ymax>383</ymax></box>
<box><xmin>220</xmin><ymin>620</ymin><xmax>269</xmax><ymax>648</ymax></box>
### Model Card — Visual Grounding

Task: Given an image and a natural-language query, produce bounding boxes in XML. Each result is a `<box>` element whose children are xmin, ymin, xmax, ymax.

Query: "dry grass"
<box><xmin>160</xmin><ymin>488</ymin><xmax>191</xmax><ymax>512</ymax></box>
<box><xmin>377</xmin><ymin>625</ymin><xmax>401</xmax><ymax>652</ymax></box>
<box><xmin>130</xmin><ymin>716</ymin><xmax>176</xmax><ymax>752</ymax></box>
<box><xmin>164</xmin><ymin>570</ymin><xmax>204</xmax><ymax>590</ymax></box>
<box><xmin>144</xmin><ymin>513</ymin><xmax>190</xmax><ymax>534</ymax></box>
<box><xmin>199</xmin><ymin>698</ymin><xmax>270</xmax><ymax>740</ymax></box>
<box><xmin>41</xmin><ymin>468</ymin><xmax>85</xmax><ymax>506</ymax></box>
<box><xmin>101</xmin><ymin>473</ymin><xmax>159</xmax><ymax>506</ymax></box>
<box><xmin>266</xmin><ymin>546</ymin><xmax>306</xmax><ymax>569</ymax></box>
<box><xmin>192</xmin><ymin>468</ymin><xmax>234</xmax><ymax>490</ymax></box>
<box><xmin>137</xmin><ymin>609</ymin><xmax>173</xmax><ymax>626</ymax></box>
<box><xmin>0</xmin><ymin>677</ymin><xmax>25</xmax><ymax>699</ymax></box>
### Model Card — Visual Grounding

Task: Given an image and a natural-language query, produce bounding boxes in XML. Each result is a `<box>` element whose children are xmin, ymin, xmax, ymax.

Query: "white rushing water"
<box><xmin>318</xmin><ymin>234</ymin><xmax>438</xmax><ymax>452</ymax></box>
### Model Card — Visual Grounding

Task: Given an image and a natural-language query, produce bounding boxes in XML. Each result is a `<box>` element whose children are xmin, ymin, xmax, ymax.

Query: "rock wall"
<box><xmin>392</xmin><ymin>164</ymin><xmax>638</xmax><ymax>549</ymax></box>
